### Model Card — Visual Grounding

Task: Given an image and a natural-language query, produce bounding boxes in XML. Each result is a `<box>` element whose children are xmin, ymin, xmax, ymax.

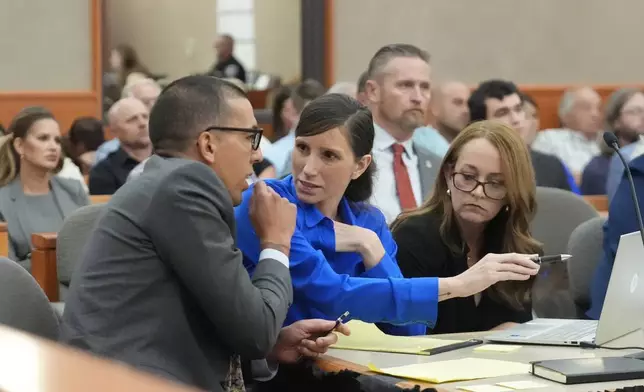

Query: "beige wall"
<box><xmin>254</xmin><ymin>0</ymin><xmax>301</xmax><ymax>82</ymax></box>
<box><xmin>334</xmin><ymin>0</ymin><xmax>644</xmax><ymax>85</ymax></box>
<box><xmin>106</xmin><ymin>0</ymin><xmax>218</xmax><ymax>82</ymax></box>
<box><xmin>107</xmin><ymin>0</ymin><xmax>301</xmax><ymax>83</ymax></box>
<box><xmin>0</xmin><ymin>0</ymin><xmax>91</xmax><ymax>90</ymax></box>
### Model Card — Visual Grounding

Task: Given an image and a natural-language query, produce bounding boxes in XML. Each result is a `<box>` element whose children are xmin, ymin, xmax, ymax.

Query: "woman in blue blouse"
<box><xmin>235</xmin><ymin>94</ymin><xmax>539</xmax><ymax>336</ymax></box>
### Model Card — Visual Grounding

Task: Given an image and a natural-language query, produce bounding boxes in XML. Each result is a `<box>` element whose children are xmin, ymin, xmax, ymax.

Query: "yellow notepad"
<box><xmin>496</xmin><ymin>380</ymin><xmax>549</xmax><ymax>389</ymax></box>
<box><xmin>332</xmin><ymin>320</ymin><xmax>462</xmax><ymax>355</ymax></box>
<box><xmin>367</xmin><ymin>357</ymin><xmax>530</xmax><ymax>384</ymax></box>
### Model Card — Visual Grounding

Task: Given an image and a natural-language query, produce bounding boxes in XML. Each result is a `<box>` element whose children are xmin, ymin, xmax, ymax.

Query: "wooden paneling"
<box><xmin>519</xmin><ymin>84</ymin><xmax>644</xmax><ymax>130</ymax></box>
<box><xmin>324</xmin><ymin>0</ymin><xmax>335</xmax><ymax>87</ymax></box>
<box><xmin>31</xmin><ymin>233</ymin><xmax>59</xmax><ymax>302</ymax></box>
<box><xmin>0</xmin><ymin>92</ymin><xmax>100</xmax><ymax>135</ymax></box>
<box><xmin>0</xmin><ymin>223</ymin><xmax>8</xmax><ymax>258</ymax></box>
<box><xmin>0</xmin><ymin>0</ymin><xmax>102</xmax><ymax>134</ymax></box>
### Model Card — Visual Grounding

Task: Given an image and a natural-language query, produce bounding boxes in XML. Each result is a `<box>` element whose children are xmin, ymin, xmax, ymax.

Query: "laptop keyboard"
<box><xmin>534</xmin><ymin>320</ymin><xmax>597</xmax><ymax>341</ymax></box>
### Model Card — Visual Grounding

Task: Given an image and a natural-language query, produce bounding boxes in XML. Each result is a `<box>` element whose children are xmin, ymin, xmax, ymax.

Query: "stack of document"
<box><xmin>368</xmin><ymin>358</ymin><xmax>530</xmax><ymax>384</ymax></box>
<box><xmin>332</xmin><ymin>320</ymin><xmax>463</xmax><ymax>355</ymax></box>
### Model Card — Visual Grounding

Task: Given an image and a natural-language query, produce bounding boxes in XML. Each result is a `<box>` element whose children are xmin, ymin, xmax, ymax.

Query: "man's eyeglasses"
<box><xmin>203</xmin><ymin>126</ymin><xmax>263</xmax><ymax>150</ymax></box>
<box><xmin>451</xmin><ymin>172</ymin><xmax>507</xmax><ymax>200</ymax></box>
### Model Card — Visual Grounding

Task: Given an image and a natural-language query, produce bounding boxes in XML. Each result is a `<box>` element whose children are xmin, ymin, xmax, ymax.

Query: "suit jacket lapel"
<box><xmin>50</xmin><ymin>177</ymin><xmax>76</xmax><ymax>218</ymax></box>
<box><xmin>415</xmin><ymin>145</ymin><xmax>437</xmax><ymax>198</ymax></box>
<box><xmin>7</xmin><ymin>179</ymin><xmax>30</xmax><ymax>254</ymax></box>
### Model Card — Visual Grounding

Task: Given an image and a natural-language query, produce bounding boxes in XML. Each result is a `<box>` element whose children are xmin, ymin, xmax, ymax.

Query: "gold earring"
<box><xmin>505</xmin><ymin>205</ymin><xmax>509</xmax><ymax>212</ymax></box>
<box><xmin>447</xmin><ymin>189</ymin><xmax>451</xmax><ymax>196</ymax></box>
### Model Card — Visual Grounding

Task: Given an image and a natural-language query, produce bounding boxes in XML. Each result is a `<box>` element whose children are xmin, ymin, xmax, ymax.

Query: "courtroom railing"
<box><xmin>0</xmin><ymin>223</ymin><xmax>7</xmax><ymax>258</ymax></box>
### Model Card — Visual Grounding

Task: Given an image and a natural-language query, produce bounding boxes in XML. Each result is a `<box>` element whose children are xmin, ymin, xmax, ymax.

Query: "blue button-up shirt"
<box><xmin>234</xmin><ymin>176</ymin><xmax>438</xmax><ymax>336</ymax></box>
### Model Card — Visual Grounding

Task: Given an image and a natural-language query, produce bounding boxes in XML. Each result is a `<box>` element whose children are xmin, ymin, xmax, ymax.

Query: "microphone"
<box><xmin>604</xmin><ymin>131</ymin><xmax>644</xmax><ymax>250</ymax></box>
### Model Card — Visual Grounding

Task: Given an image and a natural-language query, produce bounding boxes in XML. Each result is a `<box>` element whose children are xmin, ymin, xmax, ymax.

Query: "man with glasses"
<box><xmin>61</xmin><ymin>76</ymin><xmax>349</xmax><ymax>392</ymax></box>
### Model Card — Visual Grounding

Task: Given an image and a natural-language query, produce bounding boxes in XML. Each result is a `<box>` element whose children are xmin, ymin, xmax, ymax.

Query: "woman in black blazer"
<box><xmin>391</xmin><ymin>120</ymin><xmax>542</xmax><ymax>334</ymax></box>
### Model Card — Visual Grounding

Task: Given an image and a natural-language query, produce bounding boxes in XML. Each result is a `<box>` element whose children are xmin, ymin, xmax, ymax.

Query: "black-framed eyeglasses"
<box><xmin>451</xmin><ymin>172</ymin><xmax>507</xmax><ymax>200</ymax></box>
<box><xmin>203</xmin><ymin>126</ymin><xmax>264</xmax><ymax>150</ymax></box>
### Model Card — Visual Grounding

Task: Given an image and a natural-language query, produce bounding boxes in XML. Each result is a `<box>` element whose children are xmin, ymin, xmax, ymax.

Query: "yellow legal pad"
<box><xmin>367</xmin><ymin>357</ymin><xmax>530</xmax><ymax>384</ymax></box>
<box><xmin>332</xmin><ymin>320</ymin><xmax>462</xmax><ymax>355</ymax></box>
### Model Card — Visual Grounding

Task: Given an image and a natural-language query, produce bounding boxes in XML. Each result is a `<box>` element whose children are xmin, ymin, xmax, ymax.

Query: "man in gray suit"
<box><xmin>363</xmin><ymin>44</ymin><xmax>442</xmax><ymax>223</ymax></box>
<box><xmin>61</xmin><ymin>76</ymin><xmax>349</xmax><ymax>392</ymax></box>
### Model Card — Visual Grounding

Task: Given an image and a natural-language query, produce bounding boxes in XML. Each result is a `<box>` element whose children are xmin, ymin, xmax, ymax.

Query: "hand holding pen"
<box><xmin>531</xmin><ymin>254</ymin><xmax>572</xmax><ymax>264</ymax></box>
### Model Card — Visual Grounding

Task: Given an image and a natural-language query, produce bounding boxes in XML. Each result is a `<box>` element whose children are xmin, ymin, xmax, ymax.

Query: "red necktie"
<box><xmin>392</xmin><ymin>144</ymin><xmax>417</xmax><ymax>210</ymax></box>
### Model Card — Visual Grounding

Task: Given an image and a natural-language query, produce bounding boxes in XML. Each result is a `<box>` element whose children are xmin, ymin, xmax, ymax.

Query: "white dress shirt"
<box><xmin>369</xmin><ymin>123</ymin><xmax>423</xmax><ymax>223</ymax></box>
<box><xmin>57</xmin><ymin>157</ymin><xmax>88</xmax><ymax>193</ymax></box>
<box><xmin>532</xmin><ymin>128</ymin><xmax>601</xmax><ymax>173</ymax></box>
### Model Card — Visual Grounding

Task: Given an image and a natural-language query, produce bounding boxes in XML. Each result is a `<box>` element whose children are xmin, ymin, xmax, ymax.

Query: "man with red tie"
<box><xmin>363</xmin><ymin>44</ymin><xmax>442</xmax><ymax>223</ymax></box>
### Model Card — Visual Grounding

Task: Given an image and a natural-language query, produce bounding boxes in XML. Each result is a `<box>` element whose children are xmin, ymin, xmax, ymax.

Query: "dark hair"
<box><xmin>113</xmin><ymin>44</ymin><xmax>150</xmax><ymax>87</ymax></box>
<box><xmin>271</xmin><ymin>85</ymin><xmax>293</xmax><ymax>138</ymax></box>
<box><xmin>149</xmin><ymin>75</ymin><xmax>247</xmax><ymax>154</ymax></box>
<box><xmin>68</xmin><ymin>117</ymin><xmax>105</xmax><ymax>151</ymax></box>
<box><xmin>0</xmin><ymin>106</ymin><xmax>61</xmax><ymax>186</ymax></box>
<box><xmin>468</xmin><ymin>80</ymin><xmax>522</xmax><ymax>122</ymax></box>
<box><xmin>367</xmin><ymin>44</ymin><xmax>430</xmax><ymax>80</ymax></box>
<box><xmin>295</xmin><ymin>93</ymin><xmax>375</xmax><ymax>202</ymax></box>
<box><xmin>291</xmin><ymin>79</ymin><xmax>326</xmax><ymax>113</ymax></box>
<box><xmin>357</xmin><ymin>70</ymin><xmax>369</xmax><ymax>94</ymax></box>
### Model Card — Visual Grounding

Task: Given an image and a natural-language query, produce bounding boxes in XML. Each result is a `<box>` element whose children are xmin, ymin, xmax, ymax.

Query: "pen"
<box><xmin>314</xmin><ymin>311</ymin><xmax>350</xmax><ymax>339</ymax></box>
<box><xmin>531</xmin><ymin>254</ymin><xmax>572</xmax><ymax>264</ymax></box>
<box><xmin>422</xmin><ymin>338</ymin><xmax>484</xmax><ymax>355</ymax></box>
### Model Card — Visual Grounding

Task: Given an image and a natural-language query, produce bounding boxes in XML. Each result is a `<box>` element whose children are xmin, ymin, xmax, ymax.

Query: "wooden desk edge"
<box><xmin>31</xmin><ymin>232</ymin><xmax>58</xmax><ymax>249</ymax></box>
<box><xmin>316</xmin><ymin>354</ymin><xmax>447</xmax><ymax>391</ymax></box>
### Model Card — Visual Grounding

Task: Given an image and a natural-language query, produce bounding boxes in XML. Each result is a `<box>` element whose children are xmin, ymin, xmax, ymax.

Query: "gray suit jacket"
<box><xmin>415</xmin><ymin>144</ymin><xmax>442</xmax><ymax>200</ymax></box>
<box><xmin>0</xmin><ymin>176</ymin><xmax>88</xmax><ymax>265</ymax></box>
<box><xmin>60</xmin><ymin>156</ymin><xmax>293</xmax><ymax>391</ymax></box>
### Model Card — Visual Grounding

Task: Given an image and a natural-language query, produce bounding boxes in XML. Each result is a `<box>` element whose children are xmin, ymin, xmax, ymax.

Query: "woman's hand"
<box><xmin>451</xmin><ymin>253</ymin><xmax>539</xmax><ymax>298</ymax></box>
<box><xmin>333</xmin><ymin>221</ymin><xmax>385</xmax><ymax>270</ymax></box>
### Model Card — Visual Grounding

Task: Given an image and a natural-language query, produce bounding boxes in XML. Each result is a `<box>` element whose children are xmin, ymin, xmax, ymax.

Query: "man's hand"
<box><xmin>249</xmin><ymin>181</ymin><xmax>297</xmax><ymax>255</ymax></box>
<box><xmin>268</xmin><ymin>319</ymin><xmax>351</xmax><ymax>364</ymax></box>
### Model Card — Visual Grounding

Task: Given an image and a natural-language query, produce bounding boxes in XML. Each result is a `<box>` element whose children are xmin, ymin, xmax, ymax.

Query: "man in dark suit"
<box><xmin>468</xmin><ymin>79</ymin><xmax>572</xmax><ymax>191</ymax></box>
<box><xmin>208</xmin><ymin>34</ymin><xmax>247</xmax><ymax>83</ymax></box>
<box><xmin>61</xmin><ymin>76</ymin><xmax>348</xmax><ymax>391</ymax></box>
<box><xmin>361</xmin><ymin>44</ymin><xmax>443</xmax><ymax>223</ymax></box>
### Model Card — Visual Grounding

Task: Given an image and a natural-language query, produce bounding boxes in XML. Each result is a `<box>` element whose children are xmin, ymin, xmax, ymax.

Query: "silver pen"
<box><xmin>532</xmin><ymin>254</ymin><xmax>572</xmax><ymax>264</ymax></box>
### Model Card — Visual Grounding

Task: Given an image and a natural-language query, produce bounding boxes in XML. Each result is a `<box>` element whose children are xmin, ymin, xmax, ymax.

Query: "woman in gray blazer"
<box><xmin>0</xmin><ymin>107</ymin><xmax>89</xmax><ymax>270</ymax></box>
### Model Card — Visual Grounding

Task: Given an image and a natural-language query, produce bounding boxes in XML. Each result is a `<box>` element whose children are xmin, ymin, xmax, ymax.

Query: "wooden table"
<box><xmin>317</xmin><ymin>330</ymin><xmax>644</xmax><ymax>391</ymax></box>
<box><xmin>0</xmin><ymin>222</ymin><xmax>8</xmax><ymax>258</ymax></box>
<box><xmin>0</xmin><ymin>325</ymin><xmax>200</xmax><ymax>392</ymax></box>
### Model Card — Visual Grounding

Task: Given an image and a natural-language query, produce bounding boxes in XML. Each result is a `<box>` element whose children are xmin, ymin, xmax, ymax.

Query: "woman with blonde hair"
<box><xmin>391</xmin><ymin>120</ymin><xmax>542</xmax><ymax>334</ymax></box>
<box><xmin>0</xmin><ymin>107</ymin><xmax>89</xmax><ymax>270</ymax></box>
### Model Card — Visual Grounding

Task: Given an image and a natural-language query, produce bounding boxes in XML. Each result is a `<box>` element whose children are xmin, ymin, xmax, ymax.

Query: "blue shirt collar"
<box><xmin>285</xmin><ymin>175</ymin><xmax>357</xmax><ymax>227</ymax></box>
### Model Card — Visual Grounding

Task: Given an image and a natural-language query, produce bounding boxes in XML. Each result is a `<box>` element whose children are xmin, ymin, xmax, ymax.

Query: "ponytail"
<box><xmin>0</xmin><ymin>134</ymin><xmax>18</xmax><ymax>187</ymax></box>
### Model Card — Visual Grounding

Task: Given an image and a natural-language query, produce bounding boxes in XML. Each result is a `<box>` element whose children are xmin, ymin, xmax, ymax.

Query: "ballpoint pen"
<box><xmin>532</xmin><ymin>254</ymin><xmax>572</xmax><ymax>264</ymax></box>
<box><xmin>313</xmin><ymin>311</ymin><xmax>350</xmax><ymax>339</ymax></box>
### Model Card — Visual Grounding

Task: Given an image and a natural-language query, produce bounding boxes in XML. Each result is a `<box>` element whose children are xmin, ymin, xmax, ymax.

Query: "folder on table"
<box><xmin>368</xmin><ymin>357</ymin><xmax>530</xmax><ymax>384</ymax></box>
<box><xmin>332</xmin><ymin>320</ymin><xmax>463</xmax><ymax>355</ymax></box>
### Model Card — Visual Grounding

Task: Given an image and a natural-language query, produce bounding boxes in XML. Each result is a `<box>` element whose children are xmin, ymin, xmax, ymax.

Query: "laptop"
<box><xmin>486</xmin><ymin>231</ymin><xmax>644</xmax><ymax>346</ymax></box>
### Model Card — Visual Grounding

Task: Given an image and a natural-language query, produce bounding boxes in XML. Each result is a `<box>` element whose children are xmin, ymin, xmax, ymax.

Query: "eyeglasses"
<box><xmin>203</xmin><ymin>126</ymin><xmax>263</xmax><ymax>150</ymax></box>
<box><xmin>451</xmin><ymin>172</ymin><xmax>507</xmax><ymax>200</ymax></box>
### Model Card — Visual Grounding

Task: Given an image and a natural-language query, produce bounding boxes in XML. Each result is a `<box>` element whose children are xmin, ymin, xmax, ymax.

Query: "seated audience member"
<box><xmin>0</xmin><ymin>107</ymin><xmax>89</xmax><ymax>270</ymax></box>
<box><xmin>67</xmin><ymin>116</ymin><xmax>105</xmax><ymax>174</ymax></box>
<box><xmin>392</xmin><ymin>120</ymin><xmax>541</xmax><ymax>334</ymax></box>
<box><xmin>61</xmin><ymin>76</ymin><xmax>347</xmax><ymax>391</ymax></box>
<box><xmin>468</xmin><ymin>80</ymin><xmax>573</xmax><ymax>192</ymax></box>
<box><xmin>235</xmin><ymin>94</ymin><xmax>540</xmax><ymax>336</ymax></box>
<box><xmin>413</xmin><ymin>81</ymin><xmax>470</xmax><ymax>158</ymax></box>
<box><xmin>604</xmin><ymin>89</ymin><xmax>644</xmax><ymax>201</ymax></box>
<box><xmin>532</xmin><ymin>87</ymin><xmax>602</xmax><ymax>175</ymax></box>
<box><xmin>363</xmin><ymin>44</ymin><xmax>442</xmax><ymax>224</ymax></box>
<box><xmin>521</xmin><ymin>92</ymin><xmax>540</xmax><ymax>146</ymax></box>
<box><xmin>588</xmin><ymin>153</ymin><xmax>644</xmax><ymax>319</ymax></box>
<box><xmin>264</xmin><ymin>79</ymin><xmax>325</xmax><ymax>177</ymax></box>
<box><xmin>208</xmin><ymin>34</ymin><xmax>247</xmax><ymax>82</ymax></box>
<box><xmin>109</xmin><ymin>44</ymin><xmax>151</xmax><ymax>92</ymax></box>
<box><xmin>89</xmin><ymin>98</ymin><xmax>152</xmax><ymax>195</ymax></box>
<box><xmin>326</xmin><ymin>81</ymin><xmax>357</xmax><ymax>98</ymax></box>
<box><xmin>94</xmin><ymin>78</ymin><xmax>162</xmax><ymax>164</ymax></box>
<box><xmin>356</xmin><ymin>70</ymin><xmax>369</xmax><ymax>105</ymax></box>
